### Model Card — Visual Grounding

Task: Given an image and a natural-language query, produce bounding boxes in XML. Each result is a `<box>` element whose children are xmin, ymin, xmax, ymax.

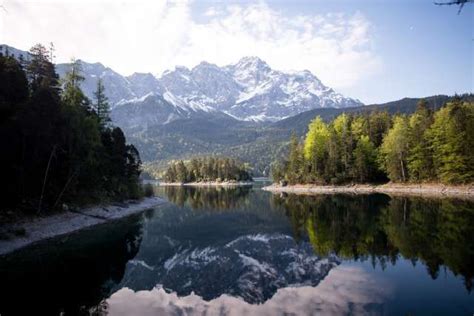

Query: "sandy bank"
<box><xmin>262</xmin><ymin>183</ymin><xmax>474</xmax><ymax>200</ymax></box>
<box><xmin>0</xmin><ymin>197</ymin><xmax>167</xmax><ymax>256</ymax></box>
<box><xmin>158</xmin><ymin>181</ymin><xmax>254</xmax><ymax>187</ymax></box>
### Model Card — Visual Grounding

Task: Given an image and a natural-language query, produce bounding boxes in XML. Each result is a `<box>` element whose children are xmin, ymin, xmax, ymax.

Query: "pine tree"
<box><xmin>62</xmin><ymin>58</ymin><xmax>88</xmax><ymax>108</ymax></box>
<box><xmin>287</xmin><ymin>132</ymin><xmax>304</xmax><ymax>184</ymax></box>
<box><xmin>367</xmin><ymin>111</ymin><xmax>391</xmax><ymax>147</ymax></box>
<box><xmin>48</xmin><ymin>42</ymin><xmax>55</xmax><ymax>63</ymax></box>
<box><xmin>94</xmin><ymin>78</ymin><xmax>111</xmax><ymax>129</ymax></box>
<box><xmin>0</xmin><ymin>55</ymin><xmax>29</xmax><ymax>118</ymax></box>
<box><xmin>26</xmin><ymin>43</ymin><xmax>59</xmax><ymax>92</ymax></box>
<box><xmin>176</xmin><ymin>160</ymin><xmax>188</xmax><ymax>183</ymax></box>
<box><xmin>325</xmin><ymin>126</ymin><xmax>342</xmax><ymax>183</ymax></box>
<box><xmin>407</xmin><ymin>100</ymin><xmax>435</xmax><ymax>181</ymax></box>
<box><xmin>353</xmin><ymin>135</ymin><xmax>377</xmax><ymax>182</ymax></box>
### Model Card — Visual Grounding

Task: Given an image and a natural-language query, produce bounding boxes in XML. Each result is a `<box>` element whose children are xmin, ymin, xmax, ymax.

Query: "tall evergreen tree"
<box><xmin>94</xmin><ymin>78</ymin><xmax>111</xmax><ymax>129</ymax></box>
<box><xmin>176</xmin><ymin>160</ymin><xmax>188</xmax><ymax>183</ymax></box>
<box><xmin>287</xmin><ymin>132</ymin><xmax>304</xmax><ymax>184</ymax></box>
<box><xmin>26</xmin><ymin>44</ymin><xmax>59</xmax><ymax>93</ymax></box>
<box><xmin>353</xmin><ymin>135</ymin><xmax>377</xmax><ymax>182</ymax></box>
<box><xmin>0</xmin><ymin>45</ymin><xmax>143</xmax><ymax>214</ymax></box>
<box><xmin>0</xmin><ymin>55</ymin><xmax>29</xmax><ymax>119</ymax></box>
<box><xmin>367</xmin><ymin>111</ymin><xmax>391</xmax><ymax>147</ymax></box>
<box><xmin>61</xmin><ymin>58</ymin><xmax>88</xmax><ymax>108</ymax></box>
<box><xmin>407</xmin><ymin>100</ymin><xmax>435</xmax><ymax>181</ymax></box>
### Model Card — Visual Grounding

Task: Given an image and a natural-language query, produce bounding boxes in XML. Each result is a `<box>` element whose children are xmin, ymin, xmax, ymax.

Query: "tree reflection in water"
<box><xmin>162</xmin><ymin>186</ymin><xmax>252</xmax><ymax>211</ymax></box>
<box><xmin>0</xmin><ymin>212</ymin><xmax>145</xmax><ymax>316</ymax></box>
<box><xmin>272</xmin><ymin>193</ymin><xmax>474</xmax><ymax>292</ymax></box>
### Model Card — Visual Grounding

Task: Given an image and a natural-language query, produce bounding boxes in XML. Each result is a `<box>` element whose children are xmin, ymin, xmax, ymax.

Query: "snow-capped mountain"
<box><xmin>56</xmin><ymin>61</ymin><xmax>137</xmax><ymax>105</ymax></box>
<box><xmin>3</xmin><ymin>44</ymin><xmax>362</xmax><ymax>123</ymax></box>
<box><xmin>156</xmin><ymin>56</ymin><xmax>362</xmax><ymax>122</ymax></box>
<box><xmin>57</xmin><ymin>56</ymin><xmax>362</xmax><ymax>123</ymax></box>
<box><xmin>111</xmin><ymin>93</ymin><xmax>189</xmax><ymax>131</ymax></box>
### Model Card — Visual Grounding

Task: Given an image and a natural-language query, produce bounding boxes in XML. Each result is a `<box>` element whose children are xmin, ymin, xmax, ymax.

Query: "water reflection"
<box><xmin>113</xmin><ymin>195</ymin><xmax>333</xmax><ymax>304</ymax></box>
<box><xmin>104</xmin><ymin>266</ymin><xmax>393</xmax><ymax>316</ymax></box>
<box><xmin>272</xmin><ymin>193</ymin><xmax>474</xmax><ymax>292</ymax></box>
<box><xmin>0</xmin><ymin>212</ymin><xmax>146</xmax><ymax>315</ymax></box>
<box><xmin>1</xmin><ymin>187</ymin><xmax>473</xmax><ymax>315</ymax></box>
<box><xmin>160</xmin><ymin>185</ymin><xmax>252</xmax><ymax>210</ymax></box>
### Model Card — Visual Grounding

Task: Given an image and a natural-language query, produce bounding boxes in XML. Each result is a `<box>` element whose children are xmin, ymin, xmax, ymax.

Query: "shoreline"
<box><xmin>262</xmin><ymin>183</ymin><xmax>474</xmax><ymax>200</ymax></box>
<box><xmin>0</xmin><ymin>197</ymin><xmax>167</xmax><ymax>256</ymax></box>
<box><xmin>158</xmin><ymin>181</ymin><xmax>254</xmax><ymax>187</ymax></box>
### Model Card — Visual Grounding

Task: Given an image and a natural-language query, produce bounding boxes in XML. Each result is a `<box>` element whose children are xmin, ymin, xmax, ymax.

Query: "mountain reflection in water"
<box><xmin>104</xmin><ymin>265</ymin><xmax>392</xmax><ymax>316</ymax></box>
<box><xmin>0</xmin><ymin>185</ymin><xmax>473</xmax><ymax>315</ymax></box>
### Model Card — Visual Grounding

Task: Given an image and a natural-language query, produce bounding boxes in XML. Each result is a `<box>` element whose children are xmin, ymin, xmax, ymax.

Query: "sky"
<box><xmin>0</xmin><ymin>0</ymin><xmax>472</xmax><ymax>104</ymax></box>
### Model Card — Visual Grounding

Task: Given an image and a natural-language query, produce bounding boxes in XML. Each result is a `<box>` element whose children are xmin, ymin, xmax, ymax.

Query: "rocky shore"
<box><xmin>262</xmin><ymin>183</ymin><xmax>474</xmax><ymax>200</ymax></box>
<box><xmin>0</xmin><ymin>197</ymin><xmax>167</xmax><ymax>256</ymax></box>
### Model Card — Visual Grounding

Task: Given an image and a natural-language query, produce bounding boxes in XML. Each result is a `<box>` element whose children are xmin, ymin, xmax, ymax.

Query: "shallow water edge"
<box><xmin>0</xmin><ymin>197</ymin><xmax>167</xmax><ymax>256</ymax></box>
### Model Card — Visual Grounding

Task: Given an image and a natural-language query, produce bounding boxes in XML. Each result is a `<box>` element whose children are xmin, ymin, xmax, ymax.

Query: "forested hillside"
<box><xmin>139</xmin><ymin>95</ymin><xmax>469</xmax><ymax>177</ymax></box>
<box><xmin>272</xmin><ymin>98</ymin><xmax>474</xmax><ymax>185</ymax></box>
<box><xmin>0</xmin><ymin>45</ymin><xmax>143</xmax><ymax>215</ymax></box>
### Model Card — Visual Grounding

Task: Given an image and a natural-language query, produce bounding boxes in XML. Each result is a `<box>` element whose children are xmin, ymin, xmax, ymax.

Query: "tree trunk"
<box><xmin>400</xmin><ymin>156</ymin><xmax>406</xmax><ymax>182</ymax></box>
<box><xmin>37</xmin><ymin>145</ymin><xmax>56</xmax><ymax>214</ymax></box>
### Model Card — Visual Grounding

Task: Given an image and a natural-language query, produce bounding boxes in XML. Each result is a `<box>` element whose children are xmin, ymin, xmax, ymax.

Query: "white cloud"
<box><xmin>0</xmin><ymin>0</ymin><xmax>381</xmax><ymax>90</ymax></box>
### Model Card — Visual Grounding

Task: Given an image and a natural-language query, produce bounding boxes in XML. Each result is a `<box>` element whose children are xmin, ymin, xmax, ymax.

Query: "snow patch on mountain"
<box><xmin>42</xmin><ymin>50</ymin><xmax>363</xmax><ymax>122</ymax></box>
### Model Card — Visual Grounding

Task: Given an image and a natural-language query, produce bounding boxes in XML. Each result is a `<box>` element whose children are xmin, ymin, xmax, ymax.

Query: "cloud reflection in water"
<box><xmin>105</xmin><ymin>265</ymin><xmax>393</xmax><ymax>316</ymax></box>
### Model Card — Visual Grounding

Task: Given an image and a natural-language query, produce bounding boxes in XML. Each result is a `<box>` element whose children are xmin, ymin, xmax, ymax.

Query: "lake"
<box><xmin>0</xmin><ymin>182</ymin><xmax>473</xmax><ymax>315</ymax></box>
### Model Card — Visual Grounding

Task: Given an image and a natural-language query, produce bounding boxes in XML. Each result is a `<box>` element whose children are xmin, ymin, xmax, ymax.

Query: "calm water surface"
<box><xmin>0</xmin><ymin>182</ymin><xmax>473</xmax><ymax>315</ymax></box>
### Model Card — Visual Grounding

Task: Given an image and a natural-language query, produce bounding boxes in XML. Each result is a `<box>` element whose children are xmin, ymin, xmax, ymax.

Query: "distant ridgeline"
<box><xmin>162</xmin><ymin>157</ymin><xmax>252</xmax><ymax>183</ymax></box>
<box><xmin>272</xmin><ymin>97</ymin><xmax>474</xmax><ymax>185</ymax></box>
<box><xmin>0</xmin><ymin>44</ymin><xmax>143</xmax><ymax>214</ymax></box>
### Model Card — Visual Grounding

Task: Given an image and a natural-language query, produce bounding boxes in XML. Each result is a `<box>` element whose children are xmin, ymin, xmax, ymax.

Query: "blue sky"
<box><xmin>192</xmin><ymin>0</ymin><xmax>473</xmax><ymax>103</ymax></box>
<box><xmin>2</xmin><ymin>0</ymin><xmax>472</xmax><ymax>103</ymax></box>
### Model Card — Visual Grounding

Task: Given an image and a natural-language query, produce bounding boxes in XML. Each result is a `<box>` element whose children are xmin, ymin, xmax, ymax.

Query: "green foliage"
<box><xmin>427</xmin><ymin>99</ymin><xmax>474</xmax><ymax>183</ymax></box>
<box><xmin>273</xmin><ymin>193</ymin><xmax>474</xmax><ymax>291</ymax></box>
<box><xmin>304</xmin><ymin>117</ymin><xmax>329</xmax><ymax>160</ymax></box>
<box><xmin>163</xmin><ymin>157</ymin><xmax>252</xmax><ymax>183</ymax></box>
<box><xmin>94</xmin><ymin>78</ymin><xmax>111</xmax><ymax>129</ymax></box>
<box><xmin>378</xmin><ymin>116</ymin><xmax>410</xmax><ymax>182</ymax></box>
<box><xmin>303</xmin><ymin>117</ymin><xmax>330</xmax><ymax>181</ymax></box>
<box><xmin>407</xmin><ymin>100</ymin><xmax>435</xmax><ymax>181</ymax></box>
<box><xmin>0</xmin><ymin>45</ymin><xmax>143</xmax><ymax>214</ymax></box>
<box><xmin>0</xmin><ymin>54</ymin><xmax>29</xmax><ymax>119</ymax></box>
<box><xmin>143</xmin><ymin>183</ymin><xmax>155</xmax><ymax>197</ymax></box>
<box><xmin>26</xmin><ymin>44</ymin><xmax>59</xmax><ymax>93</ymax></box>
<box><xmin>161</xmin><ymin>185</ymin><xmax>251</xmax><ymax>210</ymax></box>
<box><xmin>275</xmin><ymin>99</ymin><xmax>474</xmax><ymax>184</ymax></box>
<box><xmin>284</xmin><ymin>133</ymin><xmax>305</xmax><ymax>184</ymax></box>
<box><xmin>353</xmin><ymin>135</ymin><xmax>378</xmax><ymax>182</ymax></box>
<box><xmin>127</xmin><ymin>95</ymin><xmax>468</xmax><ymax>177</ymax></box>
<box><xmin>277</xmin><ymin>112</ymin><xmax>385</xmax><ymax>184</ymax></box>
<box><xmin>61</xmin><ymin>58</ymin><xmax>88</xmax><ymax>108</ymax></box>
<box><xmin>270</xmin><ymin>161</ymin><xmax>285</xmax><ymax>183</ymax></box>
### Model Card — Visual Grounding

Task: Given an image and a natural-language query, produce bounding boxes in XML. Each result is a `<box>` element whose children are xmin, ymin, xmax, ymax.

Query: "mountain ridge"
<box><xmin>1</xmin><ymin>43</ymin><xmax>362</xmax><ymax>123</ymax></box>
